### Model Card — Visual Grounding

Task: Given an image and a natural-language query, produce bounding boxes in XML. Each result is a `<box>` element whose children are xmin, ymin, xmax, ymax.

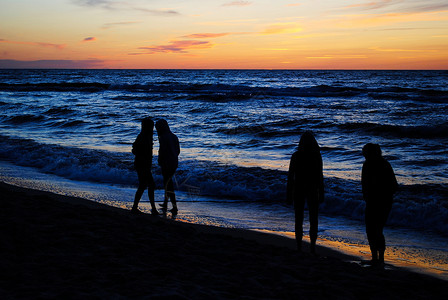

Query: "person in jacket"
<box><xmin>362</xmin><ymin>143</ymin><xmax>398</xmax><ymax>265</ymax></box>
<box><xmin>131</xmin><ymin>117</ymin><xmax>158</xmax><ymax>215</ymax></box>
<box><xmin>156</xmin><ymin>119</ymin><xmax>180</xmax><ymax>214</ymax></box>
<box><xmin>287</xmin><ymin>131</ymin><xmax>324</xmax><ymax>253</ymax></box>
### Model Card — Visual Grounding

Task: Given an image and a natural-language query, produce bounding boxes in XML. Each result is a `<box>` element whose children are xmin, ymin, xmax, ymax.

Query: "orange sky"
<box><xmin>1</xmin><ymin>0</ymin><xmax>447</xmax><ymax>69</ymax></box>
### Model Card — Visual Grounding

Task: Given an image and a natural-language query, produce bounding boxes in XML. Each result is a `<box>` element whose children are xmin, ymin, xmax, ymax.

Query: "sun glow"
<box><xmin>1</xmin><ymin>0</ymin><xmax>447</xmax><ymax>69</ymax></box>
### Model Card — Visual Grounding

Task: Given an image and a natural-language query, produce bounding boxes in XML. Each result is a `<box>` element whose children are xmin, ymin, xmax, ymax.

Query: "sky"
<box><xmin>1</xmin><ymin>0</ymin><xmax>447</xmax><ymax>69</ymax></box>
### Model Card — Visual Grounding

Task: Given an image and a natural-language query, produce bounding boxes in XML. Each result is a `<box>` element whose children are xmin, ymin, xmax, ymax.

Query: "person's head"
<box><xmin>298</xmin><ymin>131</ymin><xmax>319</xmax><ymax>153</ymax></box>
<box><xmin>362</xmin><ymin>143</ymin><xmax>382</xmax><ymax>160</ymax></box>
<box><xmin>141</xmin><ymin>117</ymin><xmax>154</xmax><ymax>134</ymax></box>
<box><xmin>155</xmin><ymin>119</ymin><xmax>170</xmax><ymax>134</ymax></box>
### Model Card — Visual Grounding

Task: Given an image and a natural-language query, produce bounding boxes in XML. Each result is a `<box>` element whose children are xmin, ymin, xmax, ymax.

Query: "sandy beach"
<box><xmin>1</xmin><ymin>181</ymin><xmax>447</xmax><ymax>299</ymax></box>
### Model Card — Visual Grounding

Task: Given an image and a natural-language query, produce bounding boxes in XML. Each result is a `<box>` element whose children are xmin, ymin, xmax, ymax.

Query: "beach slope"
<box><xmin>0</xmin><ymin>182</ymin><xmax>446</xmax><ymax>299</ymax></box>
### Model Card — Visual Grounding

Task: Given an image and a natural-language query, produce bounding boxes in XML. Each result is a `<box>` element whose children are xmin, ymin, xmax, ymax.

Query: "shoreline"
<box><xmin>1</xmin><ymin>181</ymin><xmax>447</xmax><ymax>298</ymax></box>
<box><xmin>1</xmin><ymin>166</ymin><xmax>447</xmax><ymax>281</ymax></box>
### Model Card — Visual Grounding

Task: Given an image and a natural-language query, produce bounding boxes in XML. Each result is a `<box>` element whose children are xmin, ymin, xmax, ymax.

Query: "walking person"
<box><xmin>156</xmin><ymin>119</ymin><xmax>180</xmax><ymax>215</ymax></box>
<box><xmin>362</xmin><ymin>143</ymin><xmax>398</xmax><ymax>265</ymax></box>
<box><xmin>287</xmin><ymin>131</ymin><xmax>324</xmax><ymax>253</ymax></box>
<box><xmin>131</xmin><ymin>117</ymin><xmax>158</xmax><ymax>215</ymax></box>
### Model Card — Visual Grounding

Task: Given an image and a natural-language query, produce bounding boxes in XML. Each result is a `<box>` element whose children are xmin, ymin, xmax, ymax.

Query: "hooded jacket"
<box><xmin>362</xmin><ymin>143</ymin><xmax>398</xmax><ymax>205</ymax></box>
<box><xmin>155</xmin><ymin>119</ymin><xmax>180</xmax><ymax>171</ymax></box>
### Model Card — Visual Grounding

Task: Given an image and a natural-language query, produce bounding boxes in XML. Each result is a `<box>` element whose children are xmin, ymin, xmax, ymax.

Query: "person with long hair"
<box><xmin>287</xmin><ymin>131</ymin><xmax>324</xmax><ymax>253</ymax></box>
<box><xmin>131</xmin><ymin>117</ymin><xmax>158</xmax><ymax>215</ymax></box>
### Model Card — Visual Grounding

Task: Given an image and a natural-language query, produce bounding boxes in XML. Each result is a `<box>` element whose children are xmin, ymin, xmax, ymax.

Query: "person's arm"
<box><xmin>386</xmin><ymin>161</ymin><xmax>398</xmax><ymax>195</ymax></box>
<box><xmin>361</xmin><ymin>162</ymin><xmax>370</xmax><ymax>201</ymax></box>
<box><xmin>318</xmin><ymin>155</ymin><xmax>324</xmax><ymax>203</ymax></box>
<box><xmin>175</xmin><ymin>135</ymin><xmax>180</xmax><ymax>156</ymax></box>
<box><xmin>286</xmin><ymin>154</ymin><xmax>296</xmax><ymax>205</ymax></box>
<box><xmin>132</xmin><ymin>136</ymin><xmax>139</xmax><ymax>156</ymax></box>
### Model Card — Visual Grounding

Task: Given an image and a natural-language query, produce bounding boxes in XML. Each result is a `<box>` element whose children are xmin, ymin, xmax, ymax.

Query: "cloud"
<box><xmin>335</xmin><ymin>9</ymin><xmax>448</xmax><ymax>28</ymax></box>
<box><xmin>369</xmin><ymin>47</ymin><xmax>437</xmax><ymax>52</ymax></box>
<box><xmin>285</xmin><ymin>3</ymin><xmax>302</xmax><ymax>7</ymax></box>
<box><xmin>71</xmin><ymin>0</ymin><xmax>180</xmax><ymax>15</ymax></box>
<box><xmin>181</xmin><ymin>33</ymin><xmax>232</xmax><ymax>39</ymax></box>
<box><xmin>342</xmin><ymin>0</ymin><xmax>448</xmax><ymax>13</ymax></box>
<box><xmin>409</xmin><ymin>2</ymin><xmax>448</xmax><ymax>13</ymax></box>
<box><xmin>131</xmin><ymin>7</ymin><xmax>179</xmax><ymax>16</ymax></box>
<box><xmin>0</xmin><ymin>39</ymin><xmax>66</xmax><ymax>49</ymax></box>
<box><xmin>222</xmin><ymin>1</ymin><xmax>253</xmax><ymax>7</ymax></box>
<box><xmin>82</xmin><ymin>37</ymin><xmax>97</xmax><ymax>42</ymax></box>
<box><xmin>306</xmin><ymin>55</ymin><xmax>368</xmax><ymax>59</ymax></box>
<box><xmin>0</xmin><ymin>59</ymin><xmax>106</xmax><ymax>69</ymax></box>
<box><xmin>72</xmin><ymin>0</ymin><xmax>114</xmax><ymax>9</ymax></box>
<box><xmin>102</xmin><ymin>21</ymin><xmax>142</xmax><ymax>29</ymax></box>
<box><xmin>137</xmin><ymin>40</ymin><xmax>213</xmax><ymax>54</ymax></box>
<box><xmin>343</xmin><ymin>0</ymin><xmax>398</xmax><ymax>11</ymax></box>
<box><xmin>261</xmin><ymin>22</ymin><xmax>302</xmax><ymax>34</ymax></box>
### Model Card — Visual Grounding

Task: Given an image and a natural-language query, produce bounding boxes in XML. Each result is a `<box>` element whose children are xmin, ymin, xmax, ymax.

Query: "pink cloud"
<box><xmin>181</xmin><ymin>33</ymin><xmax>231</xmax><ymax>39</ymax></box>
<box><xmin>138</xmin><ymin>40</ymin><xmax>213</xmax><ymax>54</ymax></box>
<box><xmin>82</xmin><ymin>37</ymin><xmax>97</xmax><ymax>42</ymax></box>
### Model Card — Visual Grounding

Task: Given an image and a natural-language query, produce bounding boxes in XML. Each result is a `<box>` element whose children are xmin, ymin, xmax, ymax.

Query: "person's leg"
<box><xmin>365</xmin><ymin>205</ymin><xmax>378</xmax><ymax>262</ymax></box>
<box><xmin>147</xmin><ymin>173</ymin><xmax>158</xmax><ymax>214</ymax></box>
<box><xmin>132</xmin><ymin>169</ymin><xmax>147</xmax><ymax>212</ymax></box>
<box><xmin>294</xmin><ymin>197</ymin><xmax>306</xmax><ymax>252</ymax></box>
<box><xmin>308</xmin><ymin>195</ymin><xmax>319</xmax><ymax>254</ymax></box>
<box><xmin>161</xmin><ymin>168</ymin><xmax>177</xmax><ymax>212</ymax></box>
<box><xmin>165</xmin><ymin>169</ymin><xmax>177</xmax><ymax>213</ymax></box>
<box><xmin>132</xmin><ymin>185</ymin><xmax>145</xmax><ymax>212</ymax></box>
<box><xmin>378</xmin><ymin>202</ymin><xmax>392</xmax><ymax>263</ymax></box>
<box><xmin>160</xmin><ymin>173</ymin><xmax>169</xmax><ymax>212</ymax></box>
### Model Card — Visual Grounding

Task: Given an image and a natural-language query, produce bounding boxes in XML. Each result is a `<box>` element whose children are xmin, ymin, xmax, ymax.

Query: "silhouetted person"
<box><xmin>156</xmin><ymin>119</ymin><xmax>180</xmax><ymax>215</ymax></box>
<box><xmin>362</xmin><ymin>143</ymin><xmax>398</xmax><ymax>265</ymax></box>
<box><xmin>132</xmin><ymin>117</ymin><xmax>158</xmax><ymax>215</ymax></box>
<box><xmin>287</xmin><ymin>131</ymin><xmax>324</xmax><ymax>253</ymax></box>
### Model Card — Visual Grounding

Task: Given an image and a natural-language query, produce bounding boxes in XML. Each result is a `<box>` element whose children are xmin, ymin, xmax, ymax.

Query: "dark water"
<box><xmin>0</xmin><ymin>69</ymin><xmax>447</xmax><ymax>236</ymax></box>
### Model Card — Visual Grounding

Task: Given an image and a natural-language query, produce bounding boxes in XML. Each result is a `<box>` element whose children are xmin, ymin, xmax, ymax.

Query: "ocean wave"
<box><xmin>3</xmin><ymin>113</ymin><xmax>90</xmax><ymax>129</ymax></box>
<box><xmin>5</xmin><ymin>114</ymin><xmax>46</xmax><ymax>124</ymax></box>
<box><xmin>45</xmin><ymin>107</ymin><xmax>75</xmax><ymax>116</ymax></box>
<box><xmin>2</xmin><ymin>81</ymin><xmax>446</xmax><ymax>101</ymax></box>
<box><xmin>0</xmin><ymin>82</ymin><xmax>110</xmax><ymax>92</ymax></box>
<box><xmin>339</xmin><ymin>122</ymin><xmax>448</xmax><ymax>139</ymax></box>
<box><xmin>214</xmin><ymin>118</ymin><xmax>331</xmax><ymax>138</ymax></box>
<box><xmin>0</xmin><ymin>134</ymin><xmax>446</xmax><ymax>235</ymax></box>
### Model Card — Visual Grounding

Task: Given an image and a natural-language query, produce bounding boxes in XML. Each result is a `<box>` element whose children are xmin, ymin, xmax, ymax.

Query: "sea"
<box><xmin>1</xmin><ymin>69</ymin><xmax>447</xmax><ymax>276</ymax></box>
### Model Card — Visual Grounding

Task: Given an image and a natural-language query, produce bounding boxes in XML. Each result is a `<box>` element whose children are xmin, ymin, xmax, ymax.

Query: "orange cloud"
<box><xmin>181</xmin><ymin>33</ymin><xmax>231</xmax><ymax>39</ymax></box>
<box><xmin>333</xmin><ymin>10</ymin><xmax>448</xmax><ymax>28</ymax></box>
<box><xmin>261</xmin><ymin>22</ymin><xmax>302</xmax><ymax>34</ymax></box>
<box><xmin>307</xmin><ymin>55</ymin><xmax>368</xmax><ymax>59</ymax></box>
<box><xmin>369</xmin><ymin>47</ymin><xmax>438</xmax><ymax>52</ymax></box>
<box><xmin>137</xmin><ymin>40</ymin><xmax>213</xmax><ymax>54</ymax></box>
<box><xmin>0</xmin><ymin>39</ymin><xmax>66</xmax><ymax>49</ymax></box>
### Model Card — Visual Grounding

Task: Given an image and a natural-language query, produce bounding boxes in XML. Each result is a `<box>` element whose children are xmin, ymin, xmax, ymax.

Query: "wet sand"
<box><xmin>1</xmin><ymin>181</ymin><xmax>447</xmax><ymax>299</ymax></box>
